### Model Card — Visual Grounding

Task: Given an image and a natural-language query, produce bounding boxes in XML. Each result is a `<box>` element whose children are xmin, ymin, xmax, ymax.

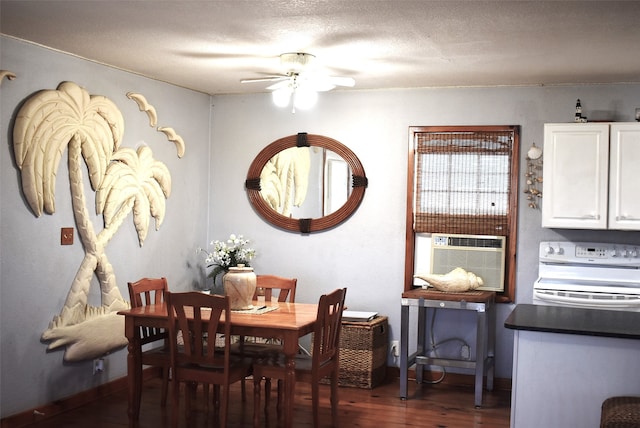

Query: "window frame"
<box><xmin>404</xmin><ymin>125</ymin><xmax>520</xmax><ymax>303</ymax></box>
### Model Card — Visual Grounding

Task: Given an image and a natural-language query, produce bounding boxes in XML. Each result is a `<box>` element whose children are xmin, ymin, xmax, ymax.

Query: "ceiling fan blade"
<box><xmin>240</xmin><ymin>75</ymin><xmax>288</xmax><ymax>84</ymax></box>
<box><xmin>302</xmin><ymin>74</ymin><xmax>356</xmax><ymax>92</ymax></box>
<box><xmin>266</xmin><ymin>80</ymin><xmax>292</xmax><ymax>91</ymax></box>
<box><xmin>328</xmin><ymin>76</ymin><xmax>356</xmax><ymax>87</ymax></box>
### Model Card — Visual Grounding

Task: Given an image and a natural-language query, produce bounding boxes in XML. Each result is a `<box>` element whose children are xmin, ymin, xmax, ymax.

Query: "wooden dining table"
<box><xmin>118</xmin><ymin>300</ymin><xmax>319</xmax><ymax>428</ymax></box>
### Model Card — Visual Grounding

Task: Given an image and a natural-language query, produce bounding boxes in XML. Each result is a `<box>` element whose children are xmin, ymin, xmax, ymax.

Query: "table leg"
<box><xmin>124</xmin><ymin>317</ymin><xmax>142</xmax><ymax>424</ymax></box>
<box><xmin>474</xmin><ymin>308</ymin><xmax>487</xmax><ymax>408</ymax></box>
<box><xmin>400</xmin><ymin>303</ymin><xmax>409</xmax><ymax>399</ymax></box>
<box><xmin>486</xmin><ymin>302</ymin><xmax>496</xmax><ymax>391</ymax></box>
<box><xmin>282</xmin><ymin>332</ymin><xmax>298</xmax><ymax>428</ymax></box>
<box><xmin>416</xmin><ymin>304</ymin><xmax>427</xmax><ymax>385</ymax></box>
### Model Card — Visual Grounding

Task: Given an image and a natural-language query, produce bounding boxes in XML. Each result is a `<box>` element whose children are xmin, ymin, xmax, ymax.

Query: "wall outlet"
<box><xmin>93</xmin><ymin>358</ymin><xmax>105</xmax><ymax>374</ymax></box>
<box><xmin>461</xmin><ymin>345</ymin><xmax>471</xmax><ymax>360</ymax></box>
<box><xmin>391</xmin><ymin>340</ymin><xmax>400</xmax><ymax>357</ymax></box>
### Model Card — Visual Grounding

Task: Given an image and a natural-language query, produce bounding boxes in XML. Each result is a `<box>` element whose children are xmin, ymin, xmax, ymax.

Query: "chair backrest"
<box><xmin>128</xmin><ymin>277</ymin><xmax>168</xmax><ymax>308</ymax></box>
<box><xmin>311</xmin><ymin>288</ymin><xmax>347</xmax><ymax>366</ymax></box>
<box><xmin>166</xmin><ymin>291</ymin><xmax>231</xmax><ymax>369</ymax></box>
<box><xmin>128</xmin><ymin>277</ymin><xmax>169</xmax><ymax>346</ymax></box>
<box><xmin>254</xmin><ymin>275</ymin><xmax>297</xmax><ymax>303</ymax></box>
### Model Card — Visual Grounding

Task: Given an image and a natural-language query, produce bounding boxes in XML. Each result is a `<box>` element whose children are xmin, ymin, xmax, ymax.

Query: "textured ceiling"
<box><xmin>2</xmin><ymin>1</ymin><xmax>640</xmax><ymax>95</ymax></box>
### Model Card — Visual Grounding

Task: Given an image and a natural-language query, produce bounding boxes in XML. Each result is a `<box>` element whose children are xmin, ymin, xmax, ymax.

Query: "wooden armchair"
<box><xmin>127</xmin><ymin>277</ymin><xmax>170</xmax><ymax>407</ymax></box>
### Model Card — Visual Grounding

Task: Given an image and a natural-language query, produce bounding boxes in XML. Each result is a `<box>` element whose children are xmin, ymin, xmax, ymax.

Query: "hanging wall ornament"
<box><xmin>524</xmin><ymin>143</ymin><xmax>543</xmax><ymax>209</ymax></box>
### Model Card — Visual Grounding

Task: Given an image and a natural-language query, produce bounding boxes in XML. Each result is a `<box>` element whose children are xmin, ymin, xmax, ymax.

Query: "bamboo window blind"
<box><xmin>414</xmin><ymin>130</ymin><xmax>515</xmax><ymax>236</ymax></box>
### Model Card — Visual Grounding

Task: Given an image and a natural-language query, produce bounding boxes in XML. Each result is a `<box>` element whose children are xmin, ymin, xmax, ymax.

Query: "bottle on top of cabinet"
<box><xmin>542</xmin><ymin>122</ymin><xmax>640</xmax><ymax>230</ymax></box>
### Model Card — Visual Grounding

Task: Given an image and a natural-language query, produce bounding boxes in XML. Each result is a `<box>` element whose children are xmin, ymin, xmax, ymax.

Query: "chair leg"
<box><xmin>265</xmin><ymin>377</ymin><xmax>272</xmax><ymax>414</ymax></box>
<box><xmin>331</xmin><ymin>370</ymin><xmax>340</xmax><ymax>427</ymax></box>
<box><xmin>213</xmin><ymin>385</ymin><xmax>221</xmax><ymax>420</ymax></box>
<box><xmin>203</xmin><ymin>383</ymin><xmax>210</xmax><ymax>412</ymax></box>
<box><xmin>171</xmin><ymin>380</ymin><xmax>180</xmax><ymax>428</ymax></box>
<box><xmin>160</xmin><ymin>367</ymin><xmax>169</xmax><ymax>407</ymax></box>
<box><xmin>253</xmin><ymin>375</ymin><xmax>262</xmax><ymax>428</ymax></box>
<box><xmin>311</xmin><ymin>379</ymin><xmax>320</xmax><ymax>428</ymax></box>
<box><xmin>220</xmin><ymin>385</ymin><xmax>228</xmax><ymax>428</ymax></box>
<box><xmin>276</xmin><ymin>379</ymin><xmax>284</xmax><ymax>421</ymax></box>
<box><xmin>185</xmin><ymin>382</ymin><xmax>197</xmax><ymax>422</ymax></box>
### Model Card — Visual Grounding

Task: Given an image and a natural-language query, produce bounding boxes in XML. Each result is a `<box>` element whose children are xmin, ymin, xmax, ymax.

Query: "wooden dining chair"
<box><xmin>234</xmin><ymin>275</ymin><xmax>297</xmax><ymax>401</ymax></box>
<box><xmin>254</xmin><ymin>274</ymin><xmax>297</xmax><ymax>303</ymax></box>
<box><xmin>251</xmin><ymin>287</ymin><xmax>347</xmax><ymax>428</ymax></box>
<box><xmin>127</xmin><ymin>277</ymin><xmax>170</xmax><ymax>407</ymax></box>
<box><xmin>166</xmin><ymin>291</ymin><xmax>252</xmax><ymax>428</ymax></box>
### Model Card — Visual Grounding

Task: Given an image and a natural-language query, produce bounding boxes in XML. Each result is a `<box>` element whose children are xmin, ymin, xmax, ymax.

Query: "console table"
<box><xmin>400</xmin><ymin>289</ymin><xmax>496</xmax><ymax>407</ymax></box>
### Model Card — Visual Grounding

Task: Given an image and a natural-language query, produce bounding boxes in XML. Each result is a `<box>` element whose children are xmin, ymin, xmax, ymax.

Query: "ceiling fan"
<box><xmin>240</xmin><ymin>53</ymin><xmax>355</xmax><ymax>112</ymax></box>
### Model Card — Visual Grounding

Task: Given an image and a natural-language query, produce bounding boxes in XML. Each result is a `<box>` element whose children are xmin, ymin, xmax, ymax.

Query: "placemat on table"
<box><xmin>231</xmin><ymin>305</ymin><xmax>279</xmax><ymax>314</ymax></box>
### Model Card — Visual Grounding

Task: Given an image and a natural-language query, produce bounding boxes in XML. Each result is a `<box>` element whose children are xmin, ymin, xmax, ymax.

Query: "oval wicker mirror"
<box><xmin>245</xmin><ymin>133</ymin><xmax>367</xmax><ymax>234</ymax></box>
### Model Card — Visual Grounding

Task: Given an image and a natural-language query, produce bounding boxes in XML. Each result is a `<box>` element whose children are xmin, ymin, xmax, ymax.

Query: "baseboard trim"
<box><xmin>385</xmin><ymin>366</ymin><xmax>512</xmax><ymax>392</ymax></box>
<box><xmin>0</xmin><ymin>367</ymin><xmax>161</xmax><ymax>428</ymax></box>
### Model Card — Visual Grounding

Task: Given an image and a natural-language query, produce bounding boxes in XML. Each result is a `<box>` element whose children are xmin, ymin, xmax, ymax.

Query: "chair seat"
<box><xmin>176</xmin><ymin>354</ymin><xmax>251</xmax><ymax>371</ymax></box>
<box><xmin>230</xmin><ymin>341</ymin><xmax>282</xmax><ymax>358</ymax></box>
<box><xmin>254</xmin><ymin>353</ymin><xmax>333</xmax><ymax>373</ymax></box>
<box><xmin>141</xmin><ymin>346</ymin><xmax>171</xmax><ymax>368</ymax></box>
<box><xmin>601</xmin><ymin>396</ymin><xmax>640</xmax><ymax>428</ymax></box>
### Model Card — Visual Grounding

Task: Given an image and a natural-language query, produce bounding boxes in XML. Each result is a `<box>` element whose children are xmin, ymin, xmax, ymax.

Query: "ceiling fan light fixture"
<box><xmin>293</xmin><ymin>86</ymin><xmax>318</xmax><ymax>110</ymax></box>
<box><xmin>280</xmin><ymin>52</ymin><xmax>315</xmax><ymax>73</ymax></box>
<box><xmin>272</xmin><ymin>86</ymin><xmax>293</xmax><ymax>107</ymax></box>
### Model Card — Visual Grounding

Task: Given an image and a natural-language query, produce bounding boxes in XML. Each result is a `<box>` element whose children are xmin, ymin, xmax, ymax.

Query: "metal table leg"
<box><xmin>400</xmin><ymin>303</ymin><xmax>410</xmax><ymax>399</ymax></box>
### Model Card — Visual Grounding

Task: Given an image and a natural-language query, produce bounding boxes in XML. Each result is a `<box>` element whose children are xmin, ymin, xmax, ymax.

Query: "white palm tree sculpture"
<box><xmin>13</xmin><ymin>81</ymin><xmax>173</xmax><ymax>361</ymax></box>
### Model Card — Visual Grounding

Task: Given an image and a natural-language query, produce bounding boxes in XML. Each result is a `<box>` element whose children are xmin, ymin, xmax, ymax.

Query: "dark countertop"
<box><xmin>504</xmin><ymin>304</ymin><xmax>640</xmax><ymax>339</ymax></box>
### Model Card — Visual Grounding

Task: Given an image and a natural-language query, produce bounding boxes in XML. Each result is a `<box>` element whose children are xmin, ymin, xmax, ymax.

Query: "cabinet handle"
<box><xmin>582</xmin><ymin>214</ymin><xmax>599</xmax><ymax>219</ymax></box>
<box><xmin>616</xmin><ymin>215</ymin><xmax>640</xmax><ymax>221</ymax></box>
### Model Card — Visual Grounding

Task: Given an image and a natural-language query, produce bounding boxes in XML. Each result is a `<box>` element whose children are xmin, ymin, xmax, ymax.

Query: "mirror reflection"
<box><xmin>245</xmin><ymin>133</ymin><xmax>367</xmax><ymax>234</ymax></box>
<box><xmin>259</xmin><ymin>147</ymin><xmax>351</xmax><ymax>218</ymax></box>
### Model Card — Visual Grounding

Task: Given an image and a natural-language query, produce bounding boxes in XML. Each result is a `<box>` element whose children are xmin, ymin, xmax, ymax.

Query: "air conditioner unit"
<box><xmin>429</xmin><ymin>233</ymin><xmax>506</xmax><ymax>292</ymax></box>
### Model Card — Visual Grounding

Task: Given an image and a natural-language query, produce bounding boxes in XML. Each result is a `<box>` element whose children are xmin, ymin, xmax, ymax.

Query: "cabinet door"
<box><xmin>609</xmin><ymin>123</ymin><xmax>640</xmax><ymax>230</ymax></box>
<box><xmin>542</xmin><ymin>123</ymin><xmax>609</xmax><ymax>229</ymax></box>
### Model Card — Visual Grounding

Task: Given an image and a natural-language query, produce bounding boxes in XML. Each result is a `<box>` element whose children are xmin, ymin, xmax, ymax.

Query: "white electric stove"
<box><xmin>533</xmin><ymin>241</ymin><xmax>640</xmax><ymax>311</ymax></box>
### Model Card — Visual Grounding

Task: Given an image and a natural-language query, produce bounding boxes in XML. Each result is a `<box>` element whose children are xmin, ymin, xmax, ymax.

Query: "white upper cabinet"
<box><xmin>542</xmin><ymin>122</ymin><xmax>640</xmax><ymax>230</ymax></box>
<box><xmin>608</xmin><ymin>123</ymin><xmax>640</xmax><ymax>229</ymax></box>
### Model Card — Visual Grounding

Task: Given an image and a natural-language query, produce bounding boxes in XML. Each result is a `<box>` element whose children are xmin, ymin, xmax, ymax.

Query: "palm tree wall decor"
<box><xmin>12</xmin><ymin>81</ymin><xmax>180</xmax><ymax>362</ymax></box>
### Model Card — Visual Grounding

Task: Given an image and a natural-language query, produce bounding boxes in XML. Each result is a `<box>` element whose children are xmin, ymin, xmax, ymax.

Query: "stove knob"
<box><xmin>631</xmin><ymin>248</ymin><xmax>639</xmax><ymax>258</ymax></box>
<box><xmin>621</xmin><ymin>248</ymin><xmax>629</xmax><ymax>258</ymax></box>
<box><xmin>545</xmin><ymin>245</ymin><xmax>554</xmax><ymax>255</ymax></box>
<box><xmin>610</xmin><ymin>248</ymin><xmax>619</xmax><ymax>257</ymax></box>
<box><xmin>555</xmin><ymin>246</ymin><xmax>564</xmax><ymax>255</ymax></box>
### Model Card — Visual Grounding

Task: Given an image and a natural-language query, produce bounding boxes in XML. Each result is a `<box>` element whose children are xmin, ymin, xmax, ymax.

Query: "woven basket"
<box><xmin>601</xmin><ymin>396</ymin><xmax>640</xmax><ymax>428</ymax></box>
<box><xmin>321</xmin><ymin>316</ymin><xmax>388</xmax><ymax>389</ymax></box>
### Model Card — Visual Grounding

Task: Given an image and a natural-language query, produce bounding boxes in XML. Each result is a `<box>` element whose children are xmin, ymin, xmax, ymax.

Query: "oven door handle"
<box><xmin>534</xmin><ymin>290</ymin><xmax>640</xmax><ymax>308</ymax></box>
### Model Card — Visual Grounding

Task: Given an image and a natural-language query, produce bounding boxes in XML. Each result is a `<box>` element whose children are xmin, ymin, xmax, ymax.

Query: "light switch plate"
<box><xmin>61</xmin><ymin>227</ymin><xmax>74</xmax><ymax>245</ymax></box>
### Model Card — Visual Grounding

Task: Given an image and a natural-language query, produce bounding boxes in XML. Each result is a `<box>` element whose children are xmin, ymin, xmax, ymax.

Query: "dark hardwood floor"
<box><xmin>25</xmin><ymin>376</ymin><xmax>510</xmax><ymax>427</ymax></box>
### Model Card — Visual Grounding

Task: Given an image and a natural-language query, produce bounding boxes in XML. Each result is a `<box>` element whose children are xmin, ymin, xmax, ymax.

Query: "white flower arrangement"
<box><xmin>199</xmin><ymin>234</ymin><xmax>256</xmax><ymax>282</ymax></box>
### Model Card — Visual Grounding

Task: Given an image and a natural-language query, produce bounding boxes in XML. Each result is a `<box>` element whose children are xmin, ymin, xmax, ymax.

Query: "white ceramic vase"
<box><xmin>223</xmin><ymin>264</ymin><xmax>257</xmax><ymax>310</ymax></box>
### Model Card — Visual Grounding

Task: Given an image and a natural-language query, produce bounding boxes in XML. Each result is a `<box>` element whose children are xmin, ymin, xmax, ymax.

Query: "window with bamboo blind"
<box><xmin>404</xmin><ymin>126</ymin><xmax>520</xmax><ymax>302</ymax></box>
